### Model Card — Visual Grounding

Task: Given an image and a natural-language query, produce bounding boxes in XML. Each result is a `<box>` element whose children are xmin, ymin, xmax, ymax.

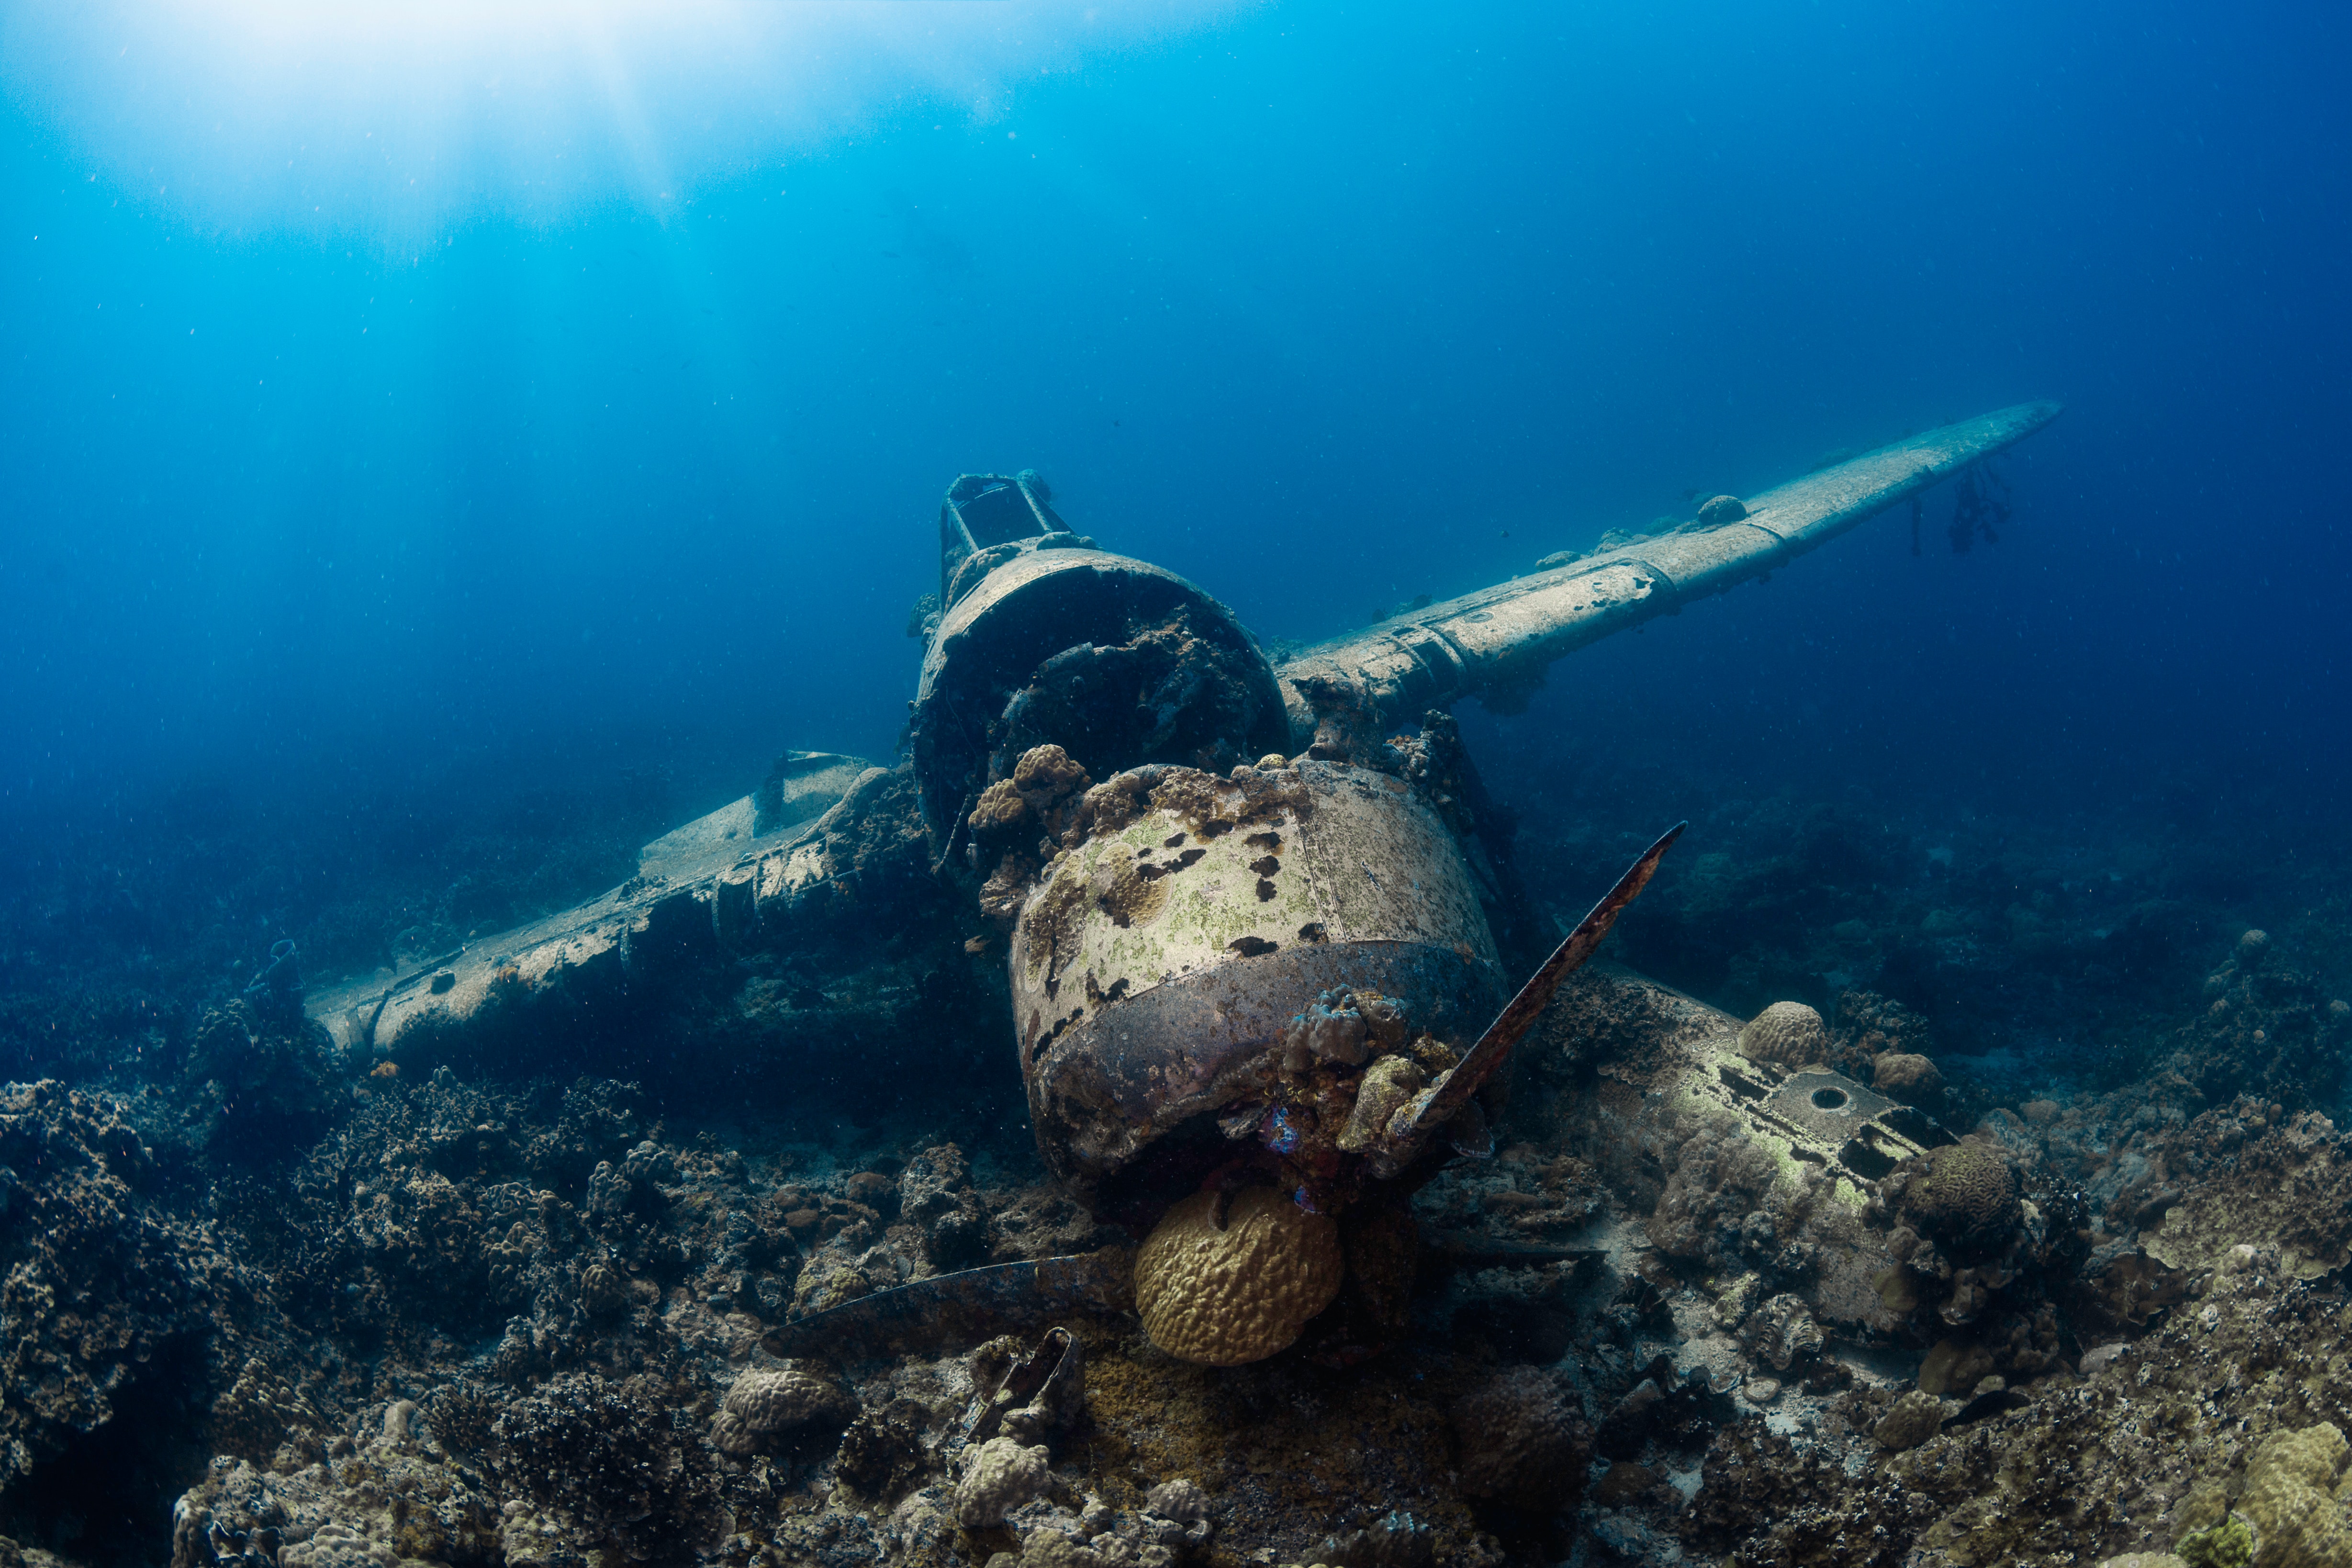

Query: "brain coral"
<box><xmin>710</xmin><ymin>1365</ymin><xmax>856</xmax><ymax>1456</ymax></box>
<box><xmin>1872</xmin><ymin>1052</ymin><xmax>1945</xmax><ymax>1105</ymax></box>
<box><xmin>1738</xmin><ymin>1001</ymin><xmax>1828</xmax><ymax>1067</ymax></box>
<box><xmin>1134</xmin><ymin>1187</ymin><xmax>1343</xmax><ymax>1366</ymax></box>
<box><xmin>1905</xmin><ymin>1141</ymin><xmax>2022</xmax><ymax>1254</ymax></box>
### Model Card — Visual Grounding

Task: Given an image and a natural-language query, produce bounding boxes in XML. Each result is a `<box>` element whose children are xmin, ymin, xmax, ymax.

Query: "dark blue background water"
<box><xmin>5</xmin><ymin>1</ymin><xmax>2347</xmax><ymax>902</ymax></box>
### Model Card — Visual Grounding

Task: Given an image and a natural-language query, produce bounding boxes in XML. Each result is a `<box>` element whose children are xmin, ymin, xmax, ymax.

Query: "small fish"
<box><xmin>1260</xmin><ymin>1106</ymin><xmax>1302</xmax><ymax>1155</ymax></box>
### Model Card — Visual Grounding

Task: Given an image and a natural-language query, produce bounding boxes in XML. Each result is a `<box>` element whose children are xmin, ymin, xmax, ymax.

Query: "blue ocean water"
<box><xmin>2</xmin><ymin>15</ymin><xmax>2351</xmax><ymax>1563</ymax></box>
<box><xmin>2</xmin><ymin>0</ymin><xmax>2346</xmax><ymax>977</ymax></box>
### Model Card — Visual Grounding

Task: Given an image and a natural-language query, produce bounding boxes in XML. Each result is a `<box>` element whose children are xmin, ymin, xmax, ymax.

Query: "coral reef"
<box><xmin>487</xmin><ymin>1373</ymin><xmax>728</xmax><ymax>1561</ymax></box>
<box><xmin>0</xmin><ymin>1082</ymin><xmax>246</xmax><ymax>1492</ymax></box>
<box><xmin>48</xmin><ymin>935</ymin><xmax>2345</xmax><ymax>1568</ymax></box>
<box><xmin>2153</xmin><ymin>934</ymin><xmax>2352</xmax><ymax>1112</ymax></box>
<box><xmin>899</xmin><ymin>1144</ymin><xmax>992</xmax><ymax>1271</ymax></box>
<box><xmin>7</xmin><ymin>719</ymin><xmax>2352</xmax><ymax>1568</ymax></box>
<box><xmin>168</xmin><ymin>1406</ymin><xmax>506</xmax><ymax>1568</ymax></box>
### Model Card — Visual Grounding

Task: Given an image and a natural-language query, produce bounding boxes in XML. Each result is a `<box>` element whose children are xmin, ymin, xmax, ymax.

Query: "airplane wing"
<box><xmin>1274</xmin><ymin>401</ymin><xmax>2062</xmax><ymax>734</ymax></box>
<box><xmin>308</xmin><ymin>402</ymin><xmax>2062</xmax><ymax>1067</ymax></box>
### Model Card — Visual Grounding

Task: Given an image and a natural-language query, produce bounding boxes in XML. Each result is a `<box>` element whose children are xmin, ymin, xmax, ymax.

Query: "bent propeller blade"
<box><xmin>1398</xmin><ymin>819</ymin><xmax>1686</xmax><ymax>1141</ymax></box>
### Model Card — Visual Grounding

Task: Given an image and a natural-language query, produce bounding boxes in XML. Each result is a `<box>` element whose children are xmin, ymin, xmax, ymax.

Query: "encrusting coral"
<box><xmin>2224</xmin><ymin>1422</ymin><xmax>2350</xmax><ymax>1568</ymax></box>
<box><xmin>955</xmin><ymin>1436</ymin><xmax>1055</xmax><ymax>1529</ymax></box>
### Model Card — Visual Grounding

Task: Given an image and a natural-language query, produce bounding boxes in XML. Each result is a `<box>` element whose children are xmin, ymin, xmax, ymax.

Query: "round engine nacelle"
<box><xmin>1008</xmin><ymin>756</ymin><xmax>1506</xmax><ymax>1219</ymax></box>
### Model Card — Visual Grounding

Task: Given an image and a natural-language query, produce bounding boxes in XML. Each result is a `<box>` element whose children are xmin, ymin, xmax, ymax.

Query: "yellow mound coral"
<box><xmin>968</xmin><ymin>780</ymin><xmax>1030</xmax><ymax>833</ymax></box>
<box><xmin>1738</xmin><ymin>1001</ymin><xmax>1827</xmax><ymax>1066</ymax></box>
<box><xmin>1013</xmin><ymin>743</ymin><xmax>1090</xmax><ymax>798</ymax></box>
<box><xmin>2237</xmin><ymin>1422</ymin><xmax>2350</xmax><ymax>1568</ymax></box>
<box><xmin>1134</xmin><ymin>1187</ymin><xmax>1343</xmax><ymax>1366</ymax></box>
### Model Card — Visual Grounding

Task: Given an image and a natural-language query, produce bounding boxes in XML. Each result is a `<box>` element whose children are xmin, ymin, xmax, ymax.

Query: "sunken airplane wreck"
<box><xmin>309</xmin><ymin>401</ymin><xmax>2063</xmax><ymax>1367</ymax></box>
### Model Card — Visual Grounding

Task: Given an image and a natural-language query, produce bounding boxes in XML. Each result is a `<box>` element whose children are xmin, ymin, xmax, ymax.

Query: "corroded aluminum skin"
<box><xmin>910</xmin><ymin>543</ymin><xmax>1288</xmax><ymax>855</ymax></box>
<box><xmin>916</xmin><ymin>547</ymin><xmax>1181</xmax><ymax>699</ymax></box>
<box><xmin>1009</xmin><ymin>760</ymin><xmax>1505</xmax><ymax>1195</ymax></box>
<box><xmin>303</xmin><ymin>756</ymin><xmax>876</xmax><ymax>1058</ymax></box>
<box><xmin>1275</xmin><ymin>401</ymin><xmax>2062</xmax><ymax>743</ymax></box>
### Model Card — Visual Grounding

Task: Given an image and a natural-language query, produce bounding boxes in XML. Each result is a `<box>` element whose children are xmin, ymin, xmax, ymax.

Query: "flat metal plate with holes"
<box><xmin>1766</xmin><ymin>1069</ymin><xmax>1895</xmax><ymax>1145</ymax></box>
<box><xmin>1705</xmin><ymin>1056</ymin><xmax>1955</xmax><ymax>1187</ymax></box>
